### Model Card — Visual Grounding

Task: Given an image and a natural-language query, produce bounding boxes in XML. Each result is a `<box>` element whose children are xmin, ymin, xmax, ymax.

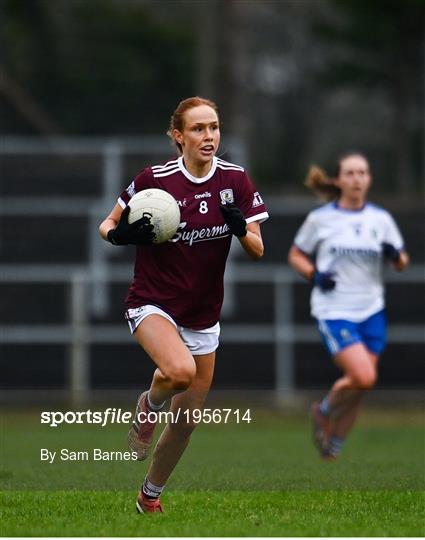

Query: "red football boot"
<box><xmin>136</xmin><ymin>491</ymin><xmax>164</xmax><ymax>513</ymax></box>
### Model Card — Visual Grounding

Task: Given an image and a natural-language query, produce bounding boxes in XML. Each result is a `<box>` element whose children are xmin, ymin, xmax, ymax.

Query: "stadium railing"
<box><xmin>0</xmin><ymin>262</ymin><xmax>423</xmax><ymax>405</ymax></box>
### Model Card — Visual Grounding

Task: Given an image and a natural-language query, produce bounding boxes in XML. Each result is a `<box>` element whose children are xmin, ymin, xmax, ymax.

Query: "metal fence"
<box><xmin>1</xmin><ymin>262</ymin><xmax>423</xmax><ymax>405</ymax></box>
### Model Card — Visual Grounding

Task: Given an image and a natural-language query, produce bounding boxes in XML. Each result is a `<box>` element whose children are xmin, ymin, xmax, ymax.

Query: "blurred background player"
<box><xmin>288</xmin><ymin>152</ymin><xmax>409</xmax><ymax>460</ymax></box>
<box><xmin>99</xmin><ymin>96</ymin><xmax>268</xmax><ymax>512</ymax></box>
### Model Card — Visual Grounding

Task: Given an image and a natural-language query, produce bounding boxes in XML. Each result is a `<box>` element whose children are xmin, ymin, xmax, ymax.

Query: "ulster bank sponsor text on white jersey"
<box><xmin>294</xmin><ymin>202</ymin><xmax>404</xmax><ymax>321</ymax></box>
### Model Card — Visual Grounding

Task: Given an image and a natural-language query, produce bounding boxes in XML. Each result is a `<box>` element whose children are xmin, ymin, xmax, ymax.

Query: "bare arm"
<box><xmin>288</xmin><ymin>244</ymin><xmax>315</xmax><ymax>281</ymax></box>
<box><xmin>99</xmin><ymin>203</ymin><xmax>124</xmax><ymax>241</ymax></box>
<box><xmin>394</xmin><ymin>250</ymin><xmax>410</xmax><ymax>272</ymax></box>
<box><xmin>239</xmin><ymin>221</ymin><xmax>264</xmax><ymax>260</ymax></box>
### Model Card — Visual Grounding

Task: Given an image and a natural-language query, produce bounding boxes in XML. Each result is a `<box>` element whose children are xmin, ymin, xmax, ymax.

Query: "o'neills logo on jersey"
<box><xmin>194</xmin><ymin>191</ymin><xmax>211</xmax><ymax>199</ymax></box>
<box><xmin>170</xmin><ymin>222</ymin><xmax>230</xmax><ymax>245</ymax></box>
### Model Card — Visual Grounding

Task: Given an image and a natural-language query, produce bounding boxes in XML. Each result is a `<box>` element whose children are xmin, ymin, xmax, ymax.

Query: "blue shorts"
<box><xmin>316</xmin><ymin>310</ymin><xmax>387</xmax><ymax>356</ymax></box>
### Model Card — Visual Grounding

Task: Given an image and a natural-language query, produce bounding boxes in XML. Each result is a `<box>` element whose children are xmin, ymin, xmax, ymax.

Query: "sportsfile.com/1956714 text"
<box><xmin>40</xmin><ymin>408</ymin><xmax>252</xmax><ymax>427</ymax></box>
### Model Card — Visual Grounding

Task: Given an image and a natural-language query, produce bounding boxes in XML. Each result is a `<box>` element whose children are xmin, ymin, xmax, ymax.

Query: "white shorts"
<box><xmin>125</xmin><ymin>305</ymin><xmax>220</xmax><ymax>355</ymax></box>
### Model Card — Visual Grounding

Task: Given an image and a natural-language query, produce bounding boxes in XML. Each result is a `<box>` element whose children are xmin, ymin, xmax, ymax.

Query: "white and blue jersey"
<box><xmin>294</xmin><ymin>202</ymin><xmax>404</xmax><ymax>323</ymax></box>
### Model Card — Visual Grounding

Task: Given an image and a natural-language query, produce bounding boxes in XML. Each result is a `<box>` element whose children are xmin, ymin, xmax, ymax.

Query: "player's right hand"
<box><xmin>312</xmin><ymin>271</ymin><xmax>336</xmax><ymax>291</ymax></box>
<box><xmin>107</xmin><ymin>206</ymin><xmax>156</xmax><ymax>245</ymax></box>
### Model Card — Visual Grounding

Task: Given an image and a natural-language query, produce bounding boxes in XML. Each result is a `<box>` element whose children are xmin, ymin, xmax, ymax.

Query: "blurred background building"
<box><xmin>0</xmin><ymin>0</ymin><xmax>424</xmax><ymax>405</ymax></box>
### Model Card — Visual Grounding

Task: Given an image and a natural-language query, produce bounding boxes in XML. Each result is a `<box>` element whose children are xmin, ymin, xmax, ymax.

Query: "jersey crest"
<box><xmin>219</xmin><ymin>188</ymin><xmax>234</xmax><ymax>204</ymax></box>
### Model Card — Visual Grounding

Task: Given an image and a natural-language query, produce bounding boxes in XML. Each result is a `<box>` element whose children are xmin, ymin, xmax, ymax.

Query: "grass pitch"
<box><xmin>1</xmin><ymin>405</ymin><xmax>424</xmax><ymax>536</ymax></box>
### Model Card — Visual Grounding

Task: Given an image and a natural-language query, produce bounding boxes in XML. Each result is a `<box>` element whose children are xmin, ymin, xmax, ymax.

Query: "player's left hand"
<box><xmin>381</xmin><ymin>242</ymin><xmax>400</xmax><ymax>262</ymax></box>
<box><xmin>220</xmin><ymin>203</ymin><xmax>247</xmax><ymax>237</ymax></box>
<box><xmin>312</xmin><ymin>271</ymin><xmax>336</xmax><ymax>291</ymax></box>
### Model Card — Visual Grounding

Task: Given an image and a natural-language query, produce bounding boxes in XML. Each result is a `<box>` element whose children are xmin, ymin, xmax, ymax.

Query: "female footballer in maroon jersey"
<box><xmin>99</xmin><ymin>97</ymin><xmax>268</xmax><ymax>513</ymax></box>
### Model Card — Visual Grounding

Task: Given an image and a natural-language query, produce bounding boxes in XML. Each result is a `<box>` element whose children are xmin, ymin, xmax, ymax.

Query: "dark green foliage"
<box><xmin>0</xmin><ymin>0</ymin><xmax>194</xmax><ymax>134</ymax></box>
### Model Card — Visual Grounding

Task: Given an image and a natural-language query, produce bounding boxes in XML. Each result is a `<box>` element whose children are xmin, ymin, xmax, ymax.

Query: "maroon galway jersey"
<box><xmin>117</xmin><ymin>156</ymin><xmax>269</xmax><ymax>329</ymax></box>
